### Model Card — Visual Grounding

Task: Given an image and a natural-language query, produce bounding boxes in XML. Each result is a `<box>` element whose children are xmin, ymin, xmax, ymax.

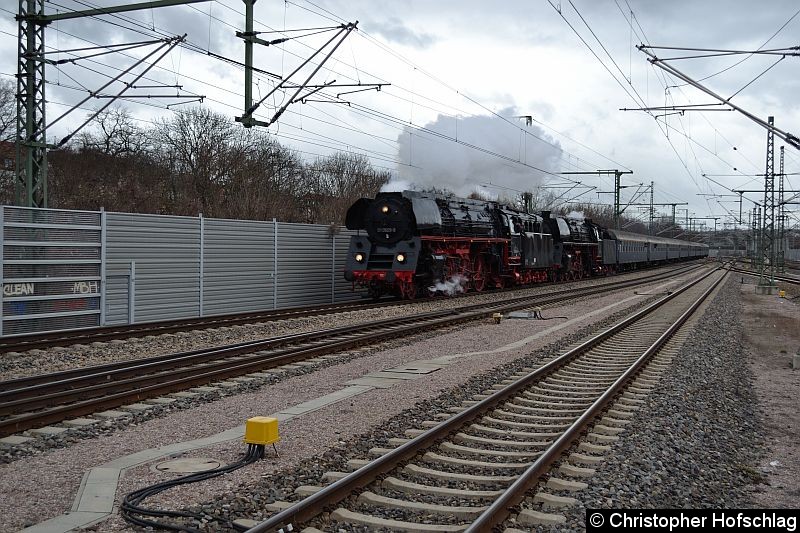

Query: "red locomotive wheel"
<box><xmin>472</xmin><ymin>255</ymin><xmax>487</xmax><ymax>292</ymax></box>
<box><xmin>399</xmin><ymin>280</ymin><xmax>417</xmax><ymax>299</ymax></box>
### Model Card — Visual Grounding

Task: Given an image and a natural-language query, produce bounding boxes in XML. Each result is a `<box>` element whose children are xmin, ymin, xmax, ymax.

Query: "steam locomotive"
<box><xmin>344</xmin><ymin>190</ymin><xmax>708</xmax><ymax>299</ymax></box>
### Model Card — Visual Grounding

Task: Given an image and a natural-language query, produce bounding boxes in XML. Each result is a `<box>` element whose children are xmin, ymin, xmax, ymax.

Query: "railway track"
<box><xmin>245</xmin><ymin>265</ymin><xmax>727</xmax><ymax>533</ymax></box>
<box><xmin>0</xmin><ymin>262</ymin><xmax>706</xmax><ymax>354</ymax></box>
<box><xmin>0</xmin><ymin>263</ymin><xmax>705</xmax><ymax>438</ymax></box>
<box><xmin>0</xmin><ymin>299</ymin><xmax>407</xmax><ymax>354</ymax></box>
<box><xmin>728</xmin><ymin>265</ymin><xmax>800</xmax><ymax>285</ymax></box>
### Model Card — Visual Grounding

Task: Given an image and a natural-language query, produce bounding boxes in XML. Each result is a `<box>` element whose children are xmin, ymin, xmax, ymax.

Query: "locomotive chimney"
<box><xmin>541</xmin><ymin>210</ymin><xmax>551</xmax><ymax>219</ymax></box>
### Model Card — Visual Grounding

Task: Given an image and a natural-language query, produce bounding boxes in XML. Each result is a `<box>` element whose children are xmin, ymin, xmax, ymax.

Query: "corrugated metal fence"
<box><xmin>1</xmin><ymin>206</ymin><xmax>363</xmax><ymax>335</ymax></box>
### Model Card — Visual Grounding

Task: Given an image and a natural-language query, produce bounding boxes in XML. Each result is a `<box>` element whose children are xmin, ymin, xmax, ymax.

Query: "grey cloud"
<box><xmin>385</xmin><ymin>106</ymin><xmax>563</xmax><ymax>196</ymax></box>
<box><xmin>364</xmin><ymin>17</ymin><xmax>437</xmax><ymax>48</ymax></box>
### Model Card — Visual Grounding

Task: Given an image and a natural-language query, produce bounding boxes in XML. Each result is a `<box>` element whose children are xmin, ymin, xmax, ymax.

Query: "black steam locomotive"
<box><xmin>344</xmin><ymin>190</ymin><xmax>707</xmax><ymax>299</ymax></box>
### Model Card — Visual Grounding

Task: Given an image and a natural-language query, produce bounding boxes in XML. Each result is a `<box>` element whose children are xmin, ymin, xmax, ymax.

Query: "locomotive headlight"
<box><xmin>381</xmin><ymin>205</ymin><xmax>390</xmax><ymax>214</ymax></box>
<box><xmin>396</xmin><ymin>253</ymin><xmax>406</xmax><ymax>263</ymax></box>
<box><xmin>355</xmin><ymin>253</ymin><xmax>365</xmax><ymax>263</ymax></box>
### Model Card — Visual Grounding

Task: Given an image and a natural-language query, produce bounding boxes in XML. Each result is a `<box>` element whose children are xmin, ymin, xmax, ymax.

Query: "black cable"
<box><xmin>121</xmin><ymin>444</ymin><xmax>266</xmax><ymax>532</ymax></box>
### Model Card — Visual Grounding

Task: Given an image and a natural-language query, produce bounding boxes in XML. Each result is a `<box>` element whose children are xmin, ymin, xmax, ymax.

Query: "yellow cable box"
<box><xmin>244</xmin><ymin>416</ymin><xmax>280</xmax><ymax>445</ymax></box>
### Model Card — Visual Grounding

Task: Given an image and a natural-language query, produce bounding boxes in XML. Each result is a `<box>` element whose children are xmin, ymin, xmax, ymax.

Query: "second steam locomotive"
<box><xmin>344</xmin><ymin>190</ymin><xmax>708</xmax><ymax>299</ymax></box>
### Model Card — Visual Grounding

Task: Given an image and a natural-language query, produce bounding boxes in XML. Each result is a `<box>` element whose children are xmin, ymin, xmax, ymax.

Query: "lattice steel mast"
<box><xmin>15</xmin><ymin>0</ymin><xmax>208</xmax><ymax>208</ymax></box>
<box><xmin>757</xmin><ymin>116</ymin><xmax>775</xmax><ymax>287</ymax></box>
<box><xmin>777</xmin><ymin>145</ymin><xmax>785</xmax><ymax>273</ymax></box>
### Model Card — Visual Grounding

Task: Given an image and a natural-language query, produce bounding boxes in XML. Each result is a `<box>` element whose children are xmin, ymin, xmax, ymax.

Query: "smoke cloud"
<box><xmin>385</xmin><ymin>107</ymin><xmax>563</xmax><ymax>197</ymax></box>
<box><xmin>428</xmin><ymin>274</ymin><xmax>468</xmax><ymax>296</ymax></box>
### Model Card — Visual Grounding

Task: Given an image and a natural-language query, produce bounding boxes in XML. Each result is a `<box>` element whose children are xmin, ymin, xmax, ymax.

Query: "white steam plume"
<box><xmin>428</xmin><ymin>274</ymin><xmax>468</xmax><ymax>296</ymax></box>
<box><xmin>384</xmin><ymin>107</ymin><xmax>563</xmax><ymax>197</ymax></box>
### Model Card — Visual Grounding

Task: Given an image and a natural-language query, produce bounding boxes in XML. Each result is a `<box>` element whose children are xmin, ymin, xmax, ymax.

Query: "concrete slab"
<box><xmin>170</xmin><ymin>391</ymin><xmax>201</xmax><ymax>399</ymax></box>
<box><xmin>29</xmin><ymin>426</ymin><xmax>70</xmax><ymax>437</ymax></box>
<box><xmin>264</xmin><ymin>501</ymin><xmax>293</xmax><ymax>511</ymax></box>
<box><xmin>276</xmin><ymin>385</ymin><xmax>372</xmax><ymax>415</ymax></box>
<box><xmin>755</xmin><ymin>284</ymin><xmax>778</xmax><ymax>295</ymax></box>
<box><xmin>517</xmin><ymin>509</ymin><xmax>566</xmax><ymax>527</ymax></box>
<box><xmin>144</xmin><ymin>397</ymin><xmax>177</xmax><ymax>405</ymax></box>
<box><xmin>507</xmin><ymin>311</ymin><xmax>541</xmax><ymax>320</ymax></box>
<box><xmin>190</xmin><ymin>386</ymin><xmax>220</xmax><ymax>393</ymax></box>
<box><xmin>533</xmin><ymin>491</ymin><xmax>578</xmax><ymax>508</ymax></box>
<box><xmin>155</xmin><ymin>457</ymin><xmax>221</xmax><ymax>473</ymax></box>
<box><xmin>19</xmin><ymin>511</ymin><xmax>107</xmax><ymax>533</ymax></box>
<box><xmin>120</xmin><ymin>403</ymin><xmax>153</xmax><ymax>412</ymax></box>
<box><xmin>0</xmin><ymin>435</ymin><xmax>35</xmax><ymax>446</ymax></box>
<box><xmin>364</xmin><ymin>371</ymin><xmax>420</xmax><ymax>380</ymax></box>
<box><xmin>414</xmin><ymin>357</ymin><xmax>456</xmax><ymax>365</ymax></box>
<box><xmin>345</xmin><ymin>377</ymin><xmax>399</xmax><ymax>389</ymax></box>
<box><xmin>383</xmin><ymin>364</ymin><xmax>442</xmax><ymax>374</ymax></box>
<box><xmin>294</xmin><ymin>485</ymin><xmax>323</xmax><ymax>496</ymax></box>
<box><xmin>74</xmin><ymin>467</ymin><xmax>120</xmax><ymax>513</ymax></box>
<box><xmin>94</xmin><ymin>410</ymin><xmax>131</xmax><ymax>419</ymax></box>
<box><xmin>273</xmin><ymin>412</ymin><xmax>296</xmax><ymax>422</ymax></box>
<box><xmin>233</xmin><ymin>519</ymin><xmax>260</xmax><ymax>529</ymax></box>
<box><xmin>62</xmin><ymin>418</ymin><xmax>99</xmax><ymax>428</ymax></box>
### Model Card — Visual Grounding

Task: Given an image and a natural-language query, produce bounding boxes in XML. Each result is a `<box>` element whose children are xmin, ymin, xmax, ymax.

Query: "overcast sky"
<box><xmin>2</xmin><ymin>1</ymin><xmax>798</xmax><ymax>229</ymax></box>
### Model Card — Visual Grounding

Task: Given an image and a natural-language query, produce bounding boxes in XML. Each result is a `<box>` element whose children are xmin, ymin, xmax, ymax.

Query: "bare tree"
<box><xmin>0</xmin><ymin>79</ymin><xmax>16</xmax><ymax>204</ymax></box>
<box><xmin>0</xmin><ymin>78</ymin><xmax>14</xmax><ymax>143</ymax></box>
<box><xmin>303</xmin><ymin>152</ymin><xmax>390</xmax><ymax>224</ymax></box>
<box><xmin>78</xmin><ymin>107</ymin><xmax>148</xmax><ymax>157</ymax></box>
<box><xmin>223</xmin><ymin>131</ymin><xmax>307</xmax><ymax>221</ymax></box>
<box><xmin>155</xmin><ymin>107</ymin><xmax>247</xmax><ymax>216</ymax></box>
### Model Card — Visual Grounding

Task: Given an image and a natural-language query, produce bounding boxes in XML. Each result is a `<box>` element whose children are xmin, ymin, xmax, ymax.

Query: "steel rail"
<box><xmin>0</xmin><ymin>264</ymin><xmax>703</xmax><ymax>437</ymax></box>
<box><xmin>728</xmin><ymin>266</ymin><xmax>800</xmax><ymax>285</ymax></box>
<box><xmin>245</xmin><ymin>265</ymin><xmax>724</xmax><ymax>533</ymax></box>
<box><xmin>0</xmin><ymin>261</ymin><xmax>704</xmax><ymax>353</ymax></box>
<box><xmin>0</xmin><ymin>299</ymin><xmax>408</xmax><ymax>354</ymax></box>
<box><xmin>0</xmin><ymin>263</ymin><xmax>700</xmax><ymax>394</ymax></box>
<box><xmin>466</xmin><ymin>269</ymin><xmax>728</xmax><ymax>532</ymax></box>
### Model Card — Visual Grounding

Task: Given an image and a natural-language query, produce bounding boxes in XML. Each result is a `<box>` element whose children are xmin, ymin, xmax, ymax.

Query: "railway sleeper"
<box><xmin>331</xmin><ymin>507</ymin><xmax>466</xmax><ymax>532</ymax></box>
<box><xmin>469</xmin><ymin>423</ymin><xmax>562</xmax><ymax>440</ymax></box>
<box><xmin>423</xmin><ymin>451</ymin><xmax>532</xmax><ymax>471</ymax></box>
<box><xmin>453</xmin><ymin>432</ymin><xmax>551</xmax><ymax>449</ymax></box>
<box><xmin>492</xmin><ymin>409</ymin><xmax>577</xmax><ymax>424</ymax></box>
<box><xmin>555</xmin><ymin>367</ymin><xmax>623</xmax><ymax>377</ymax></box>
<box><xmin>502</xmin><ymin>402</ymin><xmax>585</xmax><ymax>415</ymax></box>
<box><xmin>382</xmin><ymin>476</ymin><xmax>504</xmax><ymax>501</ymax></box>
<box><xmin>403</xmin><ymin>463</ymin><xmax>516</xmax><ymax>487</ymax></box>
<box><xmin>480</xmin><ymin>416</ymin><xmax>569</xmax><ymax>431</ymax></box>
<box><xmin>438</xmin><ymin>441</ymin><xmax>543</xmax><ymax>459</ymax></box>
<box><xmin>532</xmin><ymin>491</ymin><xmax>579</xmax><ymax>509</ymax></box>
<box><xmin>546</xmin><ymin>374</ymin><xmax>617</xmax><ymax>384</ymax></box>
<box><xmin>510</xmin><ymin>397</ymin><xmax>591</xmax><ymax>409</ymax></box>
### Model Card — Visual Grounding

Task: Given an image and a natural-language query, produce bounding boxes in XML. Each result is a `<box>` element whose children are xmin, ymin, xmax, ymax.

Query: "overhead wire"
<box><xmin>11</xmin><ymin>1</ymin><xmax>619</xmax><ymax>186</ymax></box>
<box><xmin>10</xmin><ymin>4</ymin><xmax>585</xmax><ymax>182</ymax></box>
<box><xmin>4</xmin><ymin>8</ymin><xmax>407</xmax><ymax>167</ymax></box>
<box><xmin>607</xmin><ymin>1</ymin><xmax>775</xmax><ymax>217</ymax></box>
<box><xmin>9</xmin><ymin>0</ymin><xmax>742</xmax><ymax>203</ymax></box>
<box><xmin>549</xmin><ymin>1</ymin><xmax>712</xmax><ymax>214</ymax></box>
<box><xmin>217</xmin><ymin>0</ymin><xmax>621</xmax><ymax>175</ymax></box>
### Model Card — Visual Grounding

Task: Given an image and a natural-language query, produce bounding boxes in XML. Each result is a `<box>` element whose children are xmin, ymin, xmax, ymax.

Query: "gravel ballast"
<box><xmin>542</xmin><ymin>276</ymin><xmax>765</xmax><ymax>531</ymax></box>
<box><xmin>0</xmin><ymin>271</ymin><xmax>696</xmax><ymax>532</ymax></box>
<box><xmin>0</xmin><ymin>264</ymin><xmax>699</xmax><ymax>382</ymax></box>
